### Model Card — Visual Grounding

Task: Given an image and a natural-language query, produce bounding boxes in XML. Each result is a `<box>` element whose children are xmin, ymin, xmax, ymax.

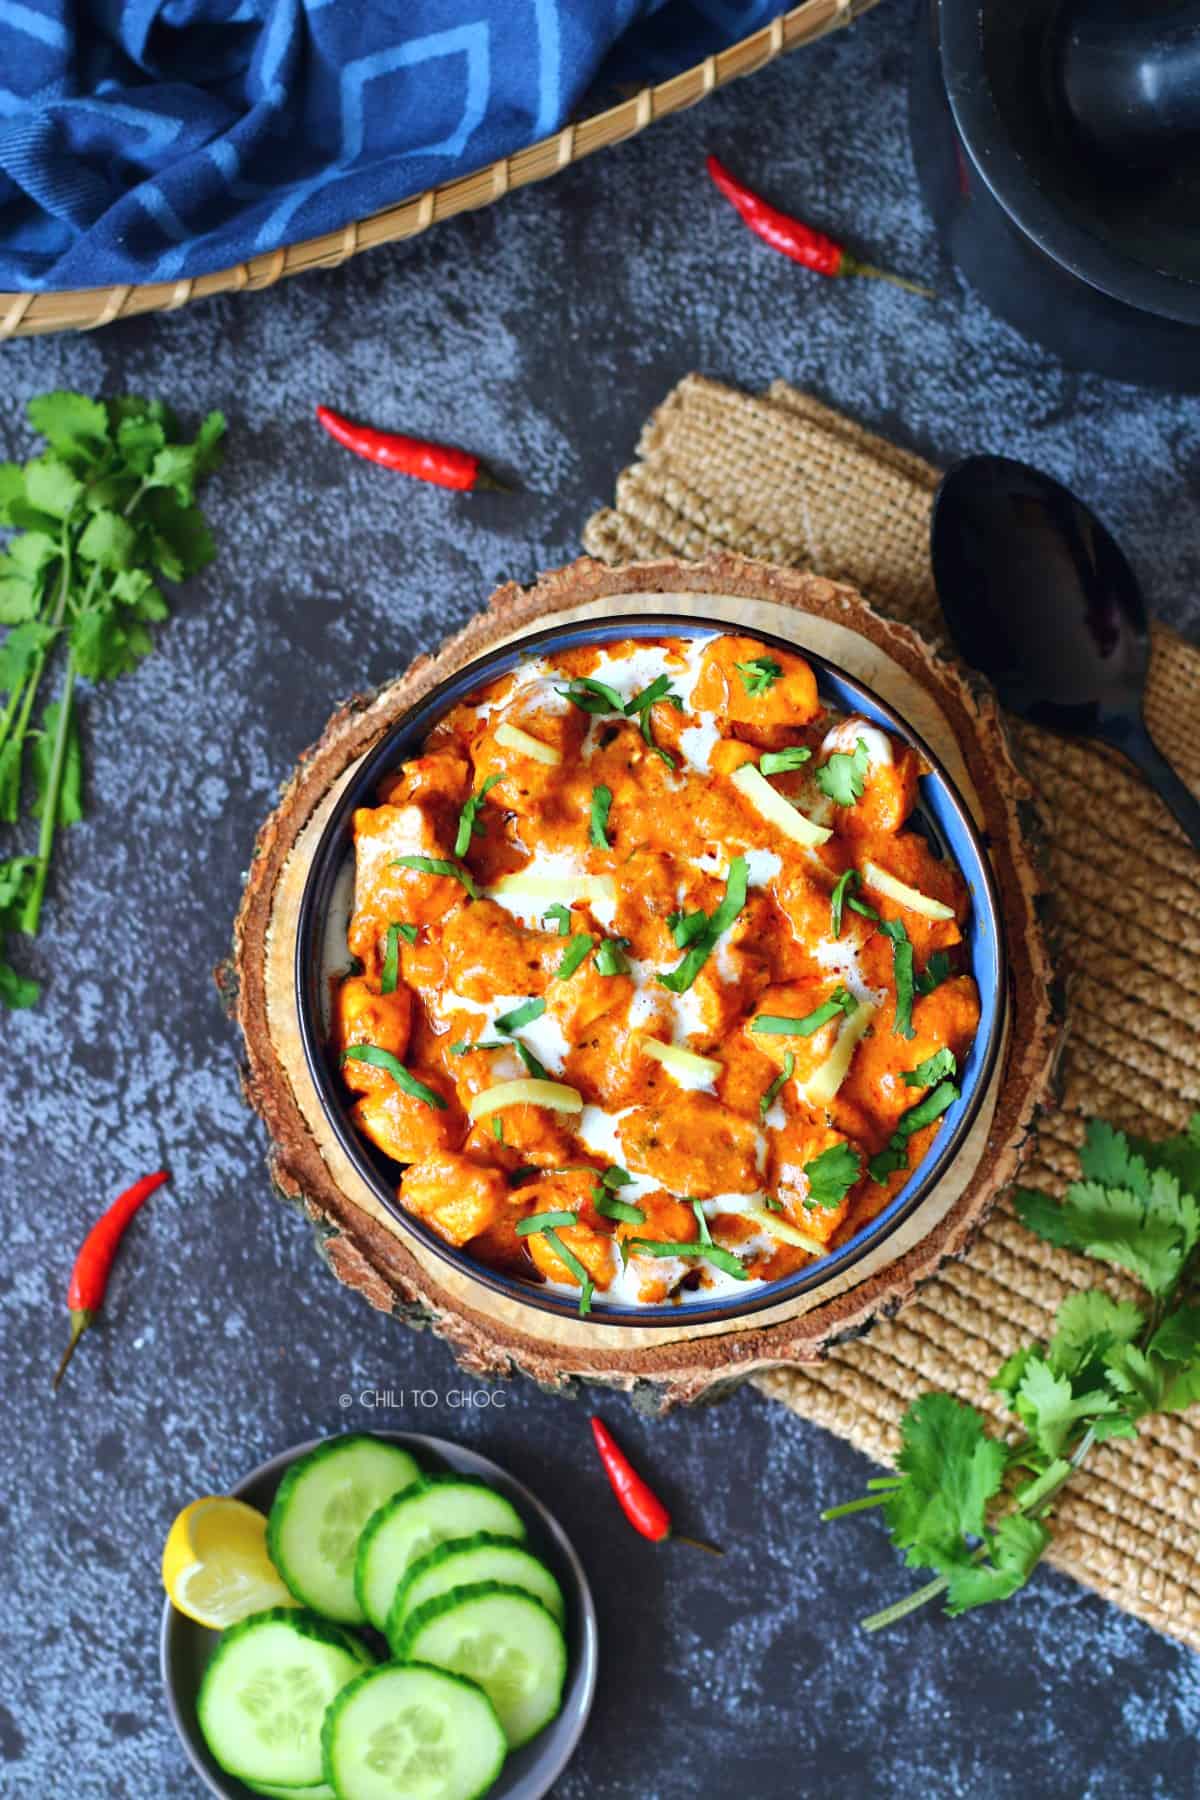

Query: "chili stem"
<box><xmin>672</xmin><ymin>1533</ymin><xmax>725</xmax><ymax>1556</ymax></box>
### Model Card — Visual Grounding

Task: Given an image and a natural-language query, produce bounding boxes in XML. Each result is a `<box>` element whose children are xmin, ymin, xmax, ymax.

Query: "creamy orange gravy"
<box><xmin>336</xmin><ymin>633</ymin><xmax>980</xmax><ymax>1310</ymax></box>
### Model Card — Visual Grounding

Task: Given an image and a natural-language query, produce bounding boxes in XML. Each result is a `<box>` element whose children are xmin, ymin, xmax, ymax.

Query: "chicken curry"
<box><xmin>335</xmin><ymin>632</ymin><xmax>980</xmax><ymax>1315</ymax></box>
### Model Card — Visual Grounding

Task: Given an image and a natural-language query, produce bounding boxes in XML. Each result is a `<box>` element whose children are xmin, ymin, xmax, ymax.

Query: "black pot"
<box><xmin>909</xmin><ymin>0</ymin><xmax>1200</xmax><ymax>388</ymax></box>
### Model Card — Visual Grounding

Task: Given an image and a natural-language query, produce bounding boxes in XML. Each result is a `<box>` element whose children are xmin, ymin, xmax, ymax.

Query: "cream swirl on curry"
<box><xmin>335</xmin><ymin>633</ymin><xmax>980</xmax><ymax>1314</ymax></box>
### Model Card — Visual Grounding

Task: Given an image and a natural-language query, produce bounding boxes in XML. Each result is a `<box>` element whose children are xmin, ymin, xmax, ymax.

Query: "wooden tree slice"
<box><xmin>223</xmin><ymin>553</ymin><xmax>1059</xmax><ymax>1407</ymax></box>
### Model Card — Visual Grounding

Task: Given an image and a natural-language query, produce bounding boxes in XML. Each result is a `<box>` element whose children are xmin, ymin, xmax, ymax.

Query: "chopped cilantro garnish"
<box><xmin>848</xmin><ymin>895</ymin><xmax>881</xmax><ymax>921</ymax></box>
<box><xmin>735</xmin><ymin>656</ymin><xmax>783</xmax><ymax>696</ymax></box>
<box><xmin>628</xmin><ymin>1238</ymin><xmax>750</xmax><ymax>1280</ymax></box>
<box><xmin>493</xmin><ymin>996</ymin><xmax>546</xmax><ymax>1034</ymax></box>
<box><xmin>759</xmin><ymin>745</ymin><xmax>813</xmax><ymax>776</ymax></box>
<box><xmin>904</xmin><ymin>1048</ymin><xmax>957</xmax><ymax>1088</ymax></box>
<box><xmin>513</xmin><ymin>1040</ymin><xmax>550</xmax><ymax>1080</ymax></box>
<box><xmin>830</xmin><ymin>869</ymin><xmax>857</xmax><ymax>938</ymax></box>
<box><xmin>816</xmin><ymin>737</ymin><xmax>871</xmax><ymax>807</ymax></box>
<box><xmin>454</xmin><ymin>771</ymin><xmax>502</xmax><ymax>858</ymax></box>
<box><xmin>390</xmin><ymin>853</ymin><xmax>479</xmax><ymax>900</ymax></box>
<box><xmin>543</xmin><ymin>903</ymin><xmax>572</xmax><ymax>936</ymax></box>
<box><xmin>491</xmin><ymin>1115</ymin><xmax>505</xmax><ymax>1142</ymax></box>
<box><xmin>692</xmin><ymin>1199</ymin><xmax>713</xmax><ymax>1244</ymax></box>
<box><xmin>868</xmin><ymin>1078</ymin><xmax>960</xmax><ymax>1183</ymax></box>
<box><xmin>760</xmin><ymin>1051</ymin><xmax>795</xmax><ymax>1118</ymax></box>
<box><xmin>380</xmin><ymin>921</ymin><xmax>413</xmax><ymax>994</ymax></box>
<box><xmin>515</xmin><ymin>1210</ymin><xmax>577</xmax><ymax>1235</ymax></box>
<box><xmin>340</xmin><ymin>1046</ymin><xmax>446</xmax><ymax>1110</ymax></box>
<box><xmin>803</xmin><ymin>1141</ymin><xmax>864</xmax><ymax>1210</ymax></box>
<box><xmin>878</xmin><ymin>917</ymin><xmax>917</xmax><ymax>1039</ymax></box>
<box><xmin>557</xmin><ymin>675</ymin><xmax>625</xmax><ymax>713</ymax></box>
<box><xmin>594</xmin><ymin>936</ymin><xmax>630</xmax><ymax>977</ymax></box>
<box><xmin>556</xmin><ymin>933</ymin><xmax>595</xmax><ymax>980</ymax></box>
<box><xmin>751</xmin><ymin>987</ymin><xmax>857</xmax><ymax>1037</ymax></box>
<box><xmin>590</xmin><ymin>783</ymin><xmax>613</xmax><ymax>849</ymax></box>
<box><xmin>657</xmin><ymin>855</ymin><xmax>748</xmax><ymax>994</ymax></box>
<box><xmin>540</xmin><ymin>1225</ymin><xmax>595</xmax><ymax>1316</ymax></box>
<box><xmin>667</xmin><ymin>908</ymin><xmax>709</xmax><ymax>948</ymax></box>
<box><xmin>592</xmin><ymin>1192</ymin><xmax>645</xmax><ymax>1225</ymax></box>
<box><xmin>916</xmin><ymin>951</ymin><xmax>954</xmax><ymax>995</ymax></box>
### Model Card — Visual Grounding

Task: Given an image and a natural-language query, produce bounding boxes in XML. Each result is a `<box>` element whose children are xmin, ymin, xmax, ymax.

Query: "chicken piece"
<box><xmin>378</xmin><ymin>749</ymin><xmax>472</xmax><ymax>816</ymax></box>
<box><xmin>615</xmin><ymin>1189</ymin><xmax>700</xmax><ymax>1302</ymax></box>
<box><xmin>513</xmin><ymin>1171</ymin><xmax>615</xmax><ymax>1291</ymax></box>
<box><xmin>691</xmin><ymin>634</ymin><xmax>820</xmax><ymax>749</ymax></box>
<box><xmin>620</xmin><ymin>1093</ymin><xmax>760</xmax><ymax>1199</ymax></box>
<box><xmin>465</xmin><ymin>1209</ymin><xmax>532</xmax><ymax>1278</ymax></box>
<box><xmin>463</xmin><ymin>1105</ymin><xmax>579</xmax><ymax>1169</ymax></box>
<box><xmin>856</xmin><ymin>828</ymin><xmax>969</xmax><ymax>962</ymax></box>
<box><xmin>837</xmin><ymin>974</ymin><xmax>980</xmax><ymax>1139</ymax></box>
<box><xmin>351</xmin><ymin>1070</ymin><xmax>464</xmax><ymax>1166</ymax></box>
<box><xmin>471</xmin><ymin>681</ymin><xmax>588</xmax><ymax>817</ymax></box>
<box><xmin>767</xmin><ymin>1117</ymin><xmax>867</xmax><ymax>1245</ymax></box>
<box><xmin>543</xmin><ymin>952</ymin><xmax>631</xmax><ymax>1040</ymax></box>
<box><xmin>398</xmin><ymin>1151</ymin><xmax>509</xmax><ymax>1247</ymax></box>
<box><xmin>741</xmin><ymin>980</ymin><xmax>853</xmax><ymax>1082</ymax></box>
<box><xmin>818</xmin><ymin>718</ymin><xmax>920</xmax><ymax>836</ymax></box>
<box><xmin>348</xmin><ymin>800</ymin><xmax>464</xmax><ymax>963</ymax></box>
<box><xmin>440</xmin><ymin>899</ymin><xmax>552</xmax><ymax>1003</ymax></box>
<box><xmin>335</xmin><ymin>977</ymin><xmax>413</xmax><ymax>1094</ymax></box>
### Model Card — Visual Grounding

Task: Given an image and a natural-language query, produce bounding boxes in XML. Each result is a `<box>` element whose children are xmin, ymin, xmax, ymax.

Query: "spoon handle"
<box><xmin>1109</xmin><ymin>718</ymin><xmax>1200</xmax><ymax>855</ymax></box>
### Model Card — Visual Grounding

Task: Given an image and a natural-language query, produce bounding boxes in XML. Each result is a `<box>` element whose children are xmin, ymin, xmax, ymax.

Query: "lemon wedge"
<box><xmin>162</xmin><ymin>1496</ymin><xmax>297</xmax><ymax>1629</ymax></box>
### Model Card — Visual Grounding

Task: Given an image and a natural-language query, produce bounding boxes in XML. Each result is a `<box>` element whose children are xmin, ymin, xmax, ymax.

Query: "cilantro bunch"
<box><xmin>0</xmin><ymin>391</ymin><xmax>224</xmax><ymax>1007</ymax></box>
<box><xmin>823</xmin><ymin>1114</ymin><xmax>1200</xmax><ymax>1627</ymax></box>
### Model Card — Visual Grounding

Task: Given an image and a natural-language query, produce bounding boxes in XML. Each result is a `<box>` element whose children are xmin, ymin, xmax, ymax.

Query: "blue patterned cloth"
<box><xmin>0</xmin><ymin>0</ymin><xmax>791</xmax><ymax>290</ymax></box>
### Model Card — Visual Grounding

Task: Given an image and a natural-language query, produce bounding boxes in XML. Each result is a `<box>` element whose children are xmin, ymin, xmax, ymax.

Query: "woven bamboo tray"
<box><xmin>0</xmin><ymin>0</ymin><xmax>878</xmax><ymax>342</ymax></box>
<box><xmin>224</xmin><ymin>552</ymin><xmax>1058</xmax><ymax>1407</ymax></box>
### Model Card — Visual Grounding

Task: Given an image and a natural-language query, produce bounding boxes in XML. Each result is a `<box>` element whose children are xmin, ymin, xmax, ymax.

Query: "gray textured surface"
<box><xmin>1</xmin><ymin>4</ymin><xmax>1199</xmax><ymax>1797</ymax></box>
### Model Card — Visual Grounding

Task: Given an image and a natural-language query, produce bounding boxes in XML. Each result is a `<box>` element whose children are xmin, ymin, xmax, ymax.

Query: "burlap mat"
<box><xmin>583</xmin><ymin>374</ymin><xmax>1200</xmax><ymax>1649</ymax></box>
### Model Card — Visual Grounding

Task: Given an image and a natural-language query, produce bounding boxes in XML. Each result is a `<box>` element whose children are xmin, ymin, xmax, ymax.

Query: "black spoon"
<box><xmin>930</xmin><ymin>454</ymin><xmax>1200</xmax><ymax>852</ymax></box>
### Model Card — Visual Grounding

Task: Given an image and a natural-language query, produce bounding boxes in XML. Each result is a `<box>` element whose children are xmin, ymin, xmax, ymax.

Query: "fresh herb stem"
<box><xmin>19</xmin><ymin>652</ymin><xmax>77</xmax><ymax>935</ymax></box>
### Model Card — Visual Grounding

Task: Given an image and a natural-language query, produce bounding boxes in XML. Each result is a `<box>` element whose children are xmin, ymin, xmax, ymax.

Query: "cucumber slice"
<box><xmin>387</xmin><ymin>1532</ymin><xmax>565</xmax><ymax>1645</ymax></box>
<box><xmin>356</xmin><ymin>1476</ymin><xmax>525</xmax><ymax>1633</ymax></box>
<box><xmin>247</xmin><ymin>1784</ymin><xmax>336</xmax><ymax>1798</ymax></box>
<box><xmin>322</xmin><ymin>1662</ymin><xmax>506</xmax><ymax>1800</ymax></box>
<box><xmin>268</xmin><ymin>1435</ymin><xmax>422</xmax><ymax>1623</ymax></box>
<box><xmin>197</xmin><ymin>1607</ymin><xmax>372</xmax><ymax>1789</ymax></box>
<box><xmin>393</xmin><ymin>1583</ymin><xmax>567</xmax><ymax>1749</ymax></box>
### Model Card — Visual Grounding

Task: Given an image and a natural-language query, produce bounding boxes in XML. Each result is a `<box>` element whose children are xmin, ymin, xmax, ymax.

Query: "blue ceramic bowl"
<box><xmin>295</xmin><ymin>614</ymin><xmax>1006</xmax><ymax>1328</ymax></box>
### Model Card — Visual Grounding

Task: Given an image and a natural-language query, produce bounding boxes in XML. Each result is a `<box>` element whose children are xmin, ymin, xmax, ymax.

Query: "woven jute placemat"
<box><xmin>583</xmin><ymin>374</ymin><xmax>1200</xmax><ymax>1650</ymax></box>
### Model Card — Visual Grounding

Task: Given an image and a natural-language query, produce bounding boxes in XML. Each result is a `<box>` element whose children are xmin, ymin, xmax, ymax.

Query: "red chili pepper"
<box><xmin>315</xmin><ymin>405</ymin><xmax>506</xmax><ymax>491</ymax></box>
<box><xmin>705</xmin><ymin>154</ymin><xmax>934</xmax><ymax>297</ymax></box>
<box><xmin>53</xmin><ymin>1171</ymin><xmax>169</xmax><ymax>1391</ymax></box>
<box><xmin>590</xmin><ymin>1416</ymin><xmax>723</xmax><ymax>1553</ymax></box>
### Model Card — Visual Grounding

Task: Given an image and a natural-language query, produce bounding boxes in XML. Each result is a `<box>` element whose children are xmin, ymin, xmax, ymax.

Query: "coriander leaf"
<box><xmin>1014</xmin><ymin>1169</ymin><xmax>1197</xmax><ymax>1298</ymax></box>
<box><xmin>589</xmin><ymin>783</ymin><xmax>613</xmax><ymax>849</ymax></box>
<box><xmin>830</xmin><ymin>868</ymin><xmax>857</xmax><ymax>938</ymax></box>
<box><xmin>903</xmin><ymin>1048</ymin><xmax>957</xmax><ymax>1088</ymax></box>
<box><xmin>494</xmin><ymin>996</ymin><xmax>546</xmax><ymax>1034</ymax></box>
<box><xmin>141</xmin><ymin>489</ymin><xmax>216</xmax><ymax>580</ymax></box>
<box><xmin>0</xmin><ymin>952</ymin><xmax>38</xmax><ymax>1008</ymax></box>
<box><xmin>24</xmin><ymin>456</ymin><xmax>84</xmax><ymax>521</ymax></box>
<box><xmin>735</xmin><ymin>656</ymin><xmax>782</xmax><ymax>696</ymax></box>
<box><xmin>543</xmin><ymin>903</ymin><xmax>571</xmax><ymax>936</ymax></box>
<box><xmin>916</xmin><ymin>950</ymin><xmax>954</xmax><ymax>995</ymax></box>
<box><xmin>116</xmin><ymin>415</ymin><xmax>166</xmax><ymax>475</ymax></box>
<box><xmin>882</xmin><ymin>1392</ymin><xmax>1009</xmax><ymax>1568</ymax></box>
<box><xmin>26</xmin><ymin>391</ymin><xmax>109</xmax><ymax>459</ymax></box>
<box><xmin>594</xmin><ymin>935</ymin><xmax>630</xmax><ymax>977</ymax></box>
<box><xmin>751</xmin><ymin>988</ymin><xmax>857</xmax><ymax>1037</ymax></box>
<box><xmin>816</xmin><ymin>737</ymin><xmax>870</xmax><ymax>807</ymax></box>
<box><xmin>556</xmin><ymin>933</ymin><xmax>594</xmax><ymax>980</ymax></box>
<box><xmin>1147</xmin><ymin>1304</ymin><xmax>1200</xmax><ymax>1367</ymax></box>
<box><xmin>657</xmin><ymin>856</ymin><xmax>748</xmax><ymax>994</ymax></box>
<box><xmin>1013</xmin><ymin>1354</ymin><xmax>1124</xmax><ymax>1459</ymax></box>
<box><xmin>624</xmin><ymin>674</ymin><xmax>680</xmax><ymax>715</ymax></box>
<box><xmin>629</xmin><ymin>1238</ymin><xmax>750</xmax><ymax>1280</ymax></box>
<box><xmin>602</xmin><ymin>1165</ymin><xmax>634</xmax><ymax>1188</ymax></box>
<box><xmin>77</xmin><ymin>510</ymin><xmax>137</xmax><ymax>571</ymax></box>
<box><xmin>390</xmin><ymin>853</ymin><xmax>479</xmax><ymax>900</ymax></box>
<box><xmin>1130</xmin><ymin>1112</ymin><xmax>1200</xmax><ymax>1198</ymax></box>
<box><xmin>557</xmin><ymin>676</ymin><xmax>624</xmax><ymax>714</ymax></box>
<box><xmin>941</xmin><ymin>1515</ymin><xmax>1051</xmax><ymax>1616</ymax></box>
<box><xmin>878</xmin><ymin>916</ymin><xmax>917</xmax><ymax>1039</ymax></box>
<box><xmin>340</xmin><ymin>1045</ymin><xmax>446</xmax><ymax>1109</ymax></box>
<box><xmin>454</xmin><ymin>771</ymin><xmax>502</xmax><ymax>857</ymax></box>
<box><xmin>759</xmin><ymin>745</ymin><xmax>812</xmax><ymax>776</ymax></box>
<box><xmin>593</xmin><ymin>1192</ymin><xmax>644</xmax><ymax>1226</ymax></box>
<box><xmin>868</xmin><ymin>1141</ymin><xmax>909</xmax><ymax>1185</ymax></box>
<box><xmin>7</xmin><ymin>532</ymin><xmax>60</xmax><ymax>580</ymax></box>
<box><xmin>990</xmin><ymin>1343</ymin><xmax>1038</xmax><ymax>1403</ymax></box>
<box><xmin>760</xmin><ymin>1050</ymin><xmax>794</xmax><ymax>1119</ymax></box>
<box><xmin>0</xmin><ymin>572</ymin><xmax>40</xmax><ymax>625</ymax></box>
<box><xmin>803</xmin><ymin>1140</ymin><xmax>863</xmax><ymax>1210</ymax></box>
<box><xmin>380</xmin><ymin>922</ymin><xmax>407</xmax><ymax>994</ymax></box>
<box><xmin>30</xmin><ymin>701</ymin><xmax>83</xmax><ymax>827</ymax></box>
<box><xmin>540</xmin><ymin>1225</ymin><xmax>594</xmax><ymax>1316</ymax></box>
<box><xmin>0</xmin><ymin>462</ymin><xmax>23</xmax><ymax>523</ymax></box>
<box><xmin>667</xmin><ymin>908</ymin><xmax>708</xmax><ymax>948</ymax></box>
<box><xmin>194</xmin><ymin>410</ymin><xmax>227</xmax><ymax>476</ymax></box>
<box><xmin>1048</xmin><ymin>1290</ymin><xmax>1143</xmax><ymax>1381</ymax></box>
<box><xmin>515</xmin><ymin>1210</ymin><xmax>578</xmax><ymax>1236</ymax></box>
<box><xmin>1077</xmin><ymin>1117</ymin><xmax>1150</xmax><ymax>1191</ymax></box>
<box><xmin>0</xmin><ymin>620</ymin><xmax>54</xmax><ymax>693</ymax></box>
<box><xmin>513</xmin><ymin>1040</ymin><xmax>549</xmax><ymax>1081</ymax></box>
<box><xmin>868</xmin><ymin>1080</ymin><xmax>960</xmax><ymax>1184</ymax></box>
<box><xmin>110</xmin><ymin>567</ymin><xmax>168</xmax><ymax>621</ymax></box>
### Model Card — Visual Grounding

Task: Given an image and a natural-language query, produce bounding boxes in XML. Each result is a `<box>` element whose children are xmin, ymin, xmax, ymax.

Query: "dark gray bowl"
<box><xmin>161</xmin><ymin>1431</ymin><xmax>598</xmax><ymax>1799</ymax></box>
